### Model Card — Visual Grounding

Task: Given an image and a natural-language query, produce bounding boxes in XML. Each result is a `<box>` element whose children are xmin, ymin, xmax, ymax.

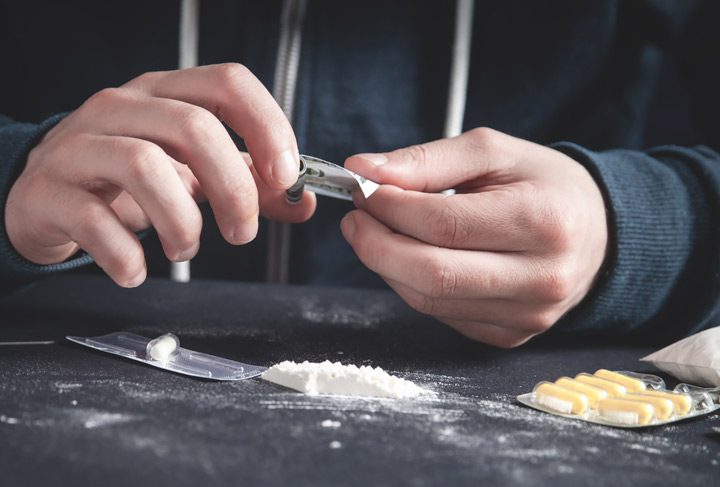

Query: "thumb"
<box><xmin>344</xmin><ymin>128</ymin><xmax>517</xmax><ymax>192</ymax></box>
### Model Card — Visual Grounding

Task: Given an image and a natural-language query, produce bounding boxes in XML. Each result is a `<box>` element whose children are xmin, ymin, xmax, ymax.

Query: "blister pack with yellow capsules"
<box><xmin>517</xmin><ymin>369</ymin><xmax>720</xmax><ymax>428</ymax></box>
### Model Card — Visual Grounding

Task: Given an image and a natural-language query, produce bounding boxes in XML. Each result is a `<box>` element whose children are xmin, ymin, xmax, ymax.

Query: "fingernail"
<box><xmin>231</xmin><ymin>219</ymin><xmax>258</xmax><ymax>244</ymax></box>
<box><xmin>272</xmin><ymin>150</ymin><xmax>299</xmax><ymax>187</ymax></box>
<box><xmin>341</xmin><ymin>214</ymin><xmax>356</xmax><ymax>240</ymax></box>
<box><xmin>176</xmin><ymin>241</ymin><xmax>200</xmax><ymax>261</ymax></box>
<box><xmin>125</xmin><ymin>268</ymin><xmax>147</xmax><ymax>288</ymax></box>
<box><xmin>357</xmin><ymin>153</ymin><xmax>387</xmax><ymax>166</ymax></box>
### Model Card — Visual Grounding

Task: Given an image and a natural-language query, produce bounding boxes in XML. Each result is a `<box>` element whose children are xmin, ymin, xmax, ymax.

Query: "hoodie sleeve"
<box><xmin>550</xmin><ymin>143</ymin><xmax>720</xmax><ymax>343</ymax></box>
<box><xmin>0</xmin><ymin>113</ymin><xmax>93</xmax><ymax>295</ymax></box>
<box><xmin>555</xmin><ymin>1</ymin><xmax>720</xmax><ymax>341</ymax></box>
<box><xmin>549</xmin><ymin>2</ymin><xmax>720</xmax><ymax>343</ymax></box>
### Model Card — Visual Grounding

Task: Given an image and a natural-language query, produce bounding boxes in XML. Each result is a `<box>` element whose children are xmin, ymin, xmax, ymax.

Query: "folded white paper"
<box><xmin>640</xmin><ymin>326</ymin><xmax>720</xmax><ymax>386</ymax></box>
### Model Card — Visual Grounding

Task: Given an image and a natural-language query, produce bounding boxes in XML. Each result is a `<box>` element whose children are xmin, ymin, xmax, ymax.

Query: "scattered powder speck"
<box><xmin>329</xmin><ymin>441</ymin><xmax>342</xmax><ymax>449</ymax></box>
<box><xmin>53</xmin><ymin>382</ymin><xmax>83</xmax><ymax>393</ymax></box>
<box><xmin>320</xmin><ymin>419</ymin><xmax>342</xmax><ymax>428</ymax></box>
<box><xmin>34</xmin><ymin>408</ymin><xmax>143</xmax><ymax>430</ymax></box>
<box><xmin>82</xmin><ymin>412</ymin><xmax>135</xmax><ymax>429</ymax></box>
<box><xmin>0</xmin><ymin>415</ymin><xmax>19</xmax><ymax>425</ymax></box>
<box><xmin>299</xmin><ymin>296</ymin><xmax>388</xmax><ymax>328</ymax></box>
<box><xmin>6</xmin><ymin>409</ymin><xmax>136</xmax><ymax>429</ymax></box>
<box><xmin>627</xmin><ymin>443</ymin><xmax>663</xmax><ymax>455</ymax></box>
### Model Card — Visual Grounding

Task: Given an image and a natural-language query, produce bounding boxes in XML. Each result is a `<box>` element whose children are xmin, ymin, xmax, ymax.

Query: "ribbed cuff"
<box><xmin>0</xmin><ymin>114</ymin><xmax>94</xmax><ymax>290</ymax></box>
<box><xmin>549</xmin><ymin>142</ymin><xmax>717</xmax><ymax>341</ymax></box>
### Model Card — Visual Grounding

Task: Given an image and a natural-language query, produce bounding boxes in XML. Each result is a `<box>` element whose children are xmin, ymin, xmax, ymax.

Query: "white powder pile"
<box><xmin>261</xmin><ymin>360</ymin><xmax>429</xmax><ymax>398</ymax></box>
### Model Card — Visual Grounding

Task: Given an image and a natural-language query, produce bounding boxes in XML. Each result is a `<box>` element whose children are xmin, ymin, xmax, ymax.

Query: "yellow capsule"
<box><xmin>534</xmin><ymin>382</ymin><xmax>588</xmax><ymax>415</ymax></box>
<box><xmin>555</xmin><ymin>377</ymin><xmax>607</xmax><ymax>408</ymax></box>
<box><xmin>598</xmin><ymin>398</ymin><xmax>655</xmax><ymax>426</ymax></box>
<box><xmin>574</xmin><ymin>374</ymin><xmax>627</xmax><ymax>397</ymax></box>
<box><xmin>633</xmin><ymin>390</ymin><xmax>692</xmax><ymax>416</ymax></box>
<box><xmin>624</xmin><ymin>393</ymin><xmax>674</xmax><ymax>420</ymax></box>
<box><xmin>593</xmin><ymin>369</ymin><xmax>646</xmax><ymax>393</ymax></box>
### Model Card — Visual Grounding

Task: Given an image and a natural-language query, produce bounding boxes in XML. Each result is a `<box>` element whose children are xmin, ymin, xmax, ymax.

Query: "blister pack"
<box><xmin>517</xmin><ymin>369</ymin><xmax>719</xmax><ymax>428</ymax></box>
<box><xmin>67</xmin><ymin>332</ymin><xmax>266</xmax><ymax>380</ymax></box>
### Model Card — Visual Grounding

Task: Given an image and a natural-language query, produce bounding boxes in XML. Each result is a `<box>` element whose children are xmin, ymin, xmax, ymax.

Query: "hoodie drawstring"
<box><xmin>170</xmin><ymin>0</ymin><xmax>200</xmax><ymax>283</ymax></box>
<box><xmin>266</xmin><ymin>0</ymin><xmax>308</xmax><ymax>284</ymax></box>
<box><xmin>445</xmin><ymin>0</ymin><xmax>475</xmax><ymax>139</ymax></box>
<box><xmin>173</xmin><ymin>0</ymin><xmax>474</xmax><ymax>284</ymax></box>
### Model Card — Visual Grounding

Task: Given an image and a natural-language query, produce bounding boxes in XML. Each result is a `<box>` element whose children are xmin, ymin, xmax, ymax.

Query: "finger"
<box><xmin>354</xmin><ymin>185</ymin><xmax>534</xmax><ymax>251</ymax></box>
<box><xmin>46</xmin><ymin>188</ymin><xmax>147</xmax><ymax>288</ymax></box>
<box><xmin>341</xmin><ymin>209</ymin><xmax>541</xmax><ymax>301</ymax></box>
<box><xmin>383</xmin><ymin>277</ymin><xmax>557</xmax><ymax>333</ymax></box>
<box><xmin>63</xmin><ymin>134</ymin><xmax>203</xmax><ymax>261</ymax></box>
<box><xmin>248</xmin><ymin>160</ymin><xmax>317</xmax><ymax>223</ymax></box>
<box><xmin>110</xmin><ymin>192</ymin><xmax>150</xmax><ymax>232</ymax></box>
<box><xmin>172</xmin><ymin>161</ymin><xmax>204</xmax><ymax>202</ymax></box>
<box><xmin>442</xmin><ymin>319</ymin><xmax>535</xmax><ymax>348</ymax></box>
<box><xmin>84</xmin><ymin>92</ymin><xmax>256</xmax><ymax>243</ymax></box>
<box><xmin>344</xmin><ymin>128</ymin><xmax>537</xmax><ymax>192</ymax></box>
<box><xmin>125</xmin><ymin>64</ymin><xmax>299</xmax><ymax>189</ymax></box>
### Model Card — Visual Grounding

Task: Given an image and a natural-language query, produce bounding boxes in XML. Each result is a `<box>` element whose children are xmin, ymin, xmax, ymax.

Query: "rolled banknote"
<box><xmin>286</xmin><ymin>154</ymin><xmax>379</xmax><ymax>203</ymax></box>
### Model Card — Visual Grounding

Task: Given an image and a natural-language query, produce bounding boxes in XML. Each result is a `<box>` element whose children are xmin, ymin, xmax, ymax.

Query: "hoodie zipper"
<box><xmin>266</xmin><ymin>0</ymin><xmax>307</xmax><ymax>284</ymax></box>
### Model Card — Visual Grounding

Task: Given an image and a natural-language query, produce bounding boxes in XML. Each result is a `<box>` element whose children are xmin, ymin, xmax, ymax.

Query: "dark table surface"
<box><xmin>0</xmin><ymin>275</ymin><xmax>718</xmax><ymax>486</ymax></box>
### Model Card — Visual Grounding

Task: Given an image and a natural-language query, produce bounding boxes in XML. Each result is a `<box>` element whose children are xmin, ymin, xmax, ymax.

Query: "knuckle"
<box><xmin>403</xmin><ymin>143</ymin><xmax>431</xmax><ymax>165</ymax></box>
<box><xmin>71</xmin><ymin>204</ymin><xmax>107</xmax><ymax>241</ymax></box>
<box><xmin>176</xmin><ymin>106</ymin><xmax>218</xmax><ymax>146</ymax></box>
<box><xmin>215</xmin><ymin>62</ymin><xmax>252</xmax><ymax>88</ymax></box>
<box><xmin>125</xmin><ymin>70</ymin><xmax>164</xmax><ymax>91</ymax></box>
<box><xmin>466</xmin><ymin>126</ymin><xmax>498</xmax><ymax>149</ymax></box>
<box><xmin>528</xmin><ymin>199</ymin><xmax>577</xmax><ymax>253</ymax></box>
<box><xmin>535</xmin><ymin>264</ymin><xmax>575</xmax><ymax>303</ymax></box>
<box><xmin>223</xmin><ymin>187</ymin><xmax>259</xmax><ymax>219</ymax></box>
<box><xmin>423</xmin><ymin>256</ymin><xmax>457</xmax><ymax>299</ymax></box>
<box><xmin>174</xmin><ymin>225</ymin><xmax>201</xmax><ymax>251</ymax></box>
<box><xmin>109</xmin><ymin>248</ymin><xmax>146</xmax><ymax>285</ymax></box>
<box><xmin>125</xmin><ymin>142</ymin><xmax>166</xmax><ymax>183</ymax></box>
<box><xmin>85</xmin><ymin>87</ymin><xmax>126</xmax><ymax>110</ymax></box>
<box><xmin>116</xmin><ymin>244</ymin><xmax>145</xmax><ymax>274</ymax></box>
<box><xmin>464</xmin><ymin>127</ymin><xmax>504</xmax><ymax>171</ymax></box>
<box><xmin>54</xmin><ymin>133</ymin><xmax>90</xmax><ymax>168</ymax></box>
<box><xmin>428</xmin><ymin>204</ymin><xmax>470</xmax><ymax>248</ymax></box>
<box><xmin>23</xmin><ymin>174</ymin><xmax>52</xmax><ymax>203</ymax></box>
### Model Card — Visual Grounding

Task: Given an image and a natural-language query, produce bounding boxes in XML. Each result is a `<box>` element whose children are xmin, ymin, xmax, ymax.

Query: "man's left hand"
<box><xmin>342</xmin><ymin>128</ymin><xmax>608</xmax><ymax>348</ymax></box>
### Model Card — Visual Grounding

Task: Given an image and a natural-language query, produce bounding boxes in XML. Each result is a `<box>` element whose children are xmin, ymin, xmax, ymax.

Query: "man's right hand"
<box><xmin>5</xmin><ymin>64</ymin><xmax>316</xmax><ymax>287</ymax></box>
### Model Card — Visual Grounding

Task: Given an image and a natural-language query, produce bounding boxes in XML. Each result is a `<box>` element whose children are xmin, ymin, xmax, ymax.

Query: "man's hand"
<box><xmin>341</xmin><ymin>128</ymin><xmax>608</xmax><ymax>348</ymax></box>
<box><xmin>5</xmin><ymin>64</ymin><xmax>316</xmax><ymax>287</ymax></box>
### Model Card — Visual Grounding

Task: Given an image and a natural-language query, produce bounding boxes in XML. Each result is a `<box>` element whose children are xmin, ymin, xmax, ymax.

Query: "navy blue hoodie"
<box><xmin>0</xmin><ymin>1</ymin><xmax>718</xmax><ymax>343</ymax></box>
